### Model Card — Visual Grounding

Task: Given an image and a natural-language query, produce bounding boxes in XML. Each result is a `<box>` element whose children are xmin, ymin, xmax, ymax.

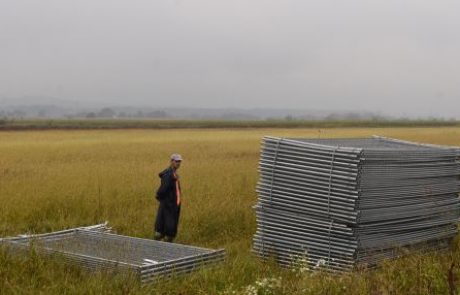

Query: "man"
<box><xmin>154</xmin><ymin>153</ymin><xmax>182</xmax><ymax>242</ymax></box>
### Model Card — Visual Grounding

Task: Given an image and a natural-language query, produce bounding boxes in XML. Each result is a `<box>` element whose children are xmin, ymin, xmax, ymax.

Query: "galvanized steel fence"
<box><xmin>253</xmin><ymin>136</ymin><xmax>460</xmax><ymax>271</ymax></box>
<box><xmin>1</xmin><ymin>223</ymin><xmax>225</xmax><ymax>283</ymax></box>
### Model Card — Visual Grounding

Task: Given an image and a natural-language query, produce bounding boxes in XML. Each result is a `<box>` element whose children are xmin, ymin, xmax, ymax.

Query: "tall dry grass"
<box><xmin>1</xmin><ymin>127</ymin><xmax>460</xmax><ymax>294</ymax></box>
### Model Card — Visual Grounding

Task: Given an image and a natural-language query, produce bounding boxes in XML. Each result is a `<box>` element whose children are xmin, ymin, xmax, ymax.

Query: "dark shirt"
<box><xmin>156</xmin><ymin>167</ymin><xmax>180</xmax><ymax>207</ymax></box>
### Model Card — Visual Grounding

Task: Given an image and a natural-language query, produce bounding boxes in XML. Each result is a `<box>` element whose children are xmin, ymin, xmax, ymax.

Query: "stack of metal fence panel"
<box><xmin>0</xmin><ymin>224</ymin><xmax>225</xmax><ymax>283</ymax></box>
<box><xmin>253</xmin><ymin>136</ymin><xmax>460</xmax><ymax>271</ymax></box>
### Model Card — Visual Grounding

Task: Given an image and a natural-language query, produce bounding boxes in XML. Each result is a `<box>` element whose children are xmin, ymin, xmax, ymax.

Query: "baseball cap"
<box><xmin>170</xmin><ymin>154</ymin><xmax>183</xmax><ymax>161</ymax></box>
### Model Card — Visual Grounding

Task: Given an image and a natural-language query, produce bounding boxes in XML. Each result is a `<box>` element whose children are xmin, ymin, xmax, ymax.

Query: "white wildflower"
<box><xmin>314</xmin><ymin>258</ymin><xmax>326</xmax><ymax>269</ymax></box>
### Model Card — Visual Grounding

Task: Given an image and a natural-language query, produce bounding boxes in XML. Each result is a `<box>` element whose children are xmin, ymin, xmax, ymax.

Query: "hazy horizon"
<box><xmin>1</xmin><ymin>1</ymin><xmax>459</xmax><ymax>118</ymax></box>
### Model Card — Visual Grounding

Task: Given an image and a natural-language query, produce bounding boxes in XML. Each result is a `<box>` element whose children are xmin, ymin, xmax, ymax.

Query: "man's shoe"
<box><xmin>164</xmin><ymin>236</ymin><xmax>174</xmax><ymax>243</ymax></box>
<box><xmin>154</xmin><ymin>232</ymin><xmax>164</xmax><ymax>240</ymax></box>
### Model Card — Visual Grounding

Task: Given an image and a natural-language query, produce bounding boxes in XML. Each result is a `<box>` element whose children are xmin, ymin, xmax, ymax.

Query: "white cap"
<box><xmin>170</xmin><ymin>153</ymin><xmax>183</xmax><ymax>161</ymax></box>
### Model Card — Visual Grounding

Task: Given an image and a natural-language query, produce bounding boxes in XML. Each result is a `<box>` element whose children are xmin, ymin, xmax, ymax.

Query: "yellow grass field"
<box><xmin>1</xmin><ymin>127</ymin><xmax>460</xmax><ymax>294</ymax></box>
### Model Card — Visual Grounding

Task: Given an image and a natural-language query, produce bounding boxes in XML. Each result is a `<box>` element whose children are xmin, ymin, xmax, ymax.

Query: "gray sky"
<box><xmin>1</xmin><ymin>0</ymin><xmax>459</xmax><ymax>117</ymax></box>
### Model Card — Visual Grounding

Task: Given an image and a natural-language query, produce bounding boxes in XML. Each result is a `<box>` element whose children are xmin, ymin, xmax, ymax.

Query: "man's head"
<box><xmin>170</xmin><ymin>153</ymin><xmax>182</xmax><ymax>170</ymax></box>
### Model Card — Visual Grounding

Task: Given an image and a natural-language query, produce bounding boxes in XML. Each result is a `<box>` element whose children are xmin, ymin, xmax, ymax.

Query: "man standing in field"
<box><xmin>154</xmin><ymin>154</ymin><xmax>182</xmax><ymax>242</ymax></box>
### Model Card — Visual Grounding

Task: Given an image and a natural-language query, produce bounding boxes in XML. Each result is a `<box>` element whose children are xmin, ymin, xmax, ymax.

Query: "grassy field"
<box><xmin>1</xmin><ymin>118</ymin><xmax>459</xmax><ymax>130</ymax></box>
<box><xmin>1</xmin><ymin>127</ymin><xmax>460</xmax><ymax>294</ymax></box>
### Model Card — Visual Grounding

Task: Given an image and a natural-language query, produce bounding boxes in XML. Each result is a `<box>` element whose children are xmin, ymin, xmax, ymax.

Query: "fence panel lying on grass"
<box><xmin>0</xmin><ymin>223</ymin><xmax>225</xmax><ymax>284</ymax></box>
<box><xmin>253</xmin><ymin>136</ymin><xmax>460</xmax><ymax>271</ymax></box>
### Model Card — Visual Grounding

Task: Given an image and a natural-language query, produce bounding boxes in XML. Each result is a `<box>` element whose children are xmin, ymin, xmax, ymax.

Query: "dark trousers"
<box><xmin>154</xmin><ymin>202</ymin><xmax>181</xmax><ymax>238</ymax></box>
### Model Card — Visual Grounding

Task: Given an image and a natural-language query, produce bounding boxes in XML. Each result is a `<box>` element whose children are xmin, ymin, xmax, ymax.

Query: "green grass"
<box><xmin>1</xmin><ymin>118</ymin><xmax>459</xmax><ymax>130</ymax></box>
<box><xmin>1</xmin><ymin>127</ymin><xmax>460</xmax><ymax>294</ymax></box>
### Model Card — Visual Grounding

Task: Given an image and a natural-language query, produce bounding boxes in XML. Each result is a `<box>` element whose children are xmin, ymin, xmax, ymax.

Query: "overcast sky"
<box><xmin>1</xmin><ymin>0</ymin><xmax>459</xmax><ymax>117</ymax></box>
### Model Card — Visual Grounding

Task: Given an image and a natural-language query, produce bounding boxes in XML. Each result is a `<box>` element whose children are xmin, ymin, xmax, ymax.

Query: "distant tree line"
<box><xmin>0</xmin><ymin>108</ymin><xmax>169</xmax><ymax>119</ymax></box>
<box><xmin>79</xmin><ymin>108</ymin><xmax>169</xmax><ymax>119</ymax></box>
<box><xmin>0</xmin><ymin>107</ymin><xmax>458</xmax><ymax>122</ymax></box>
<box><xmin>0</xmin><ymin>110</ymin><xmax>27</xmax><ymax>119</ymax></box>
